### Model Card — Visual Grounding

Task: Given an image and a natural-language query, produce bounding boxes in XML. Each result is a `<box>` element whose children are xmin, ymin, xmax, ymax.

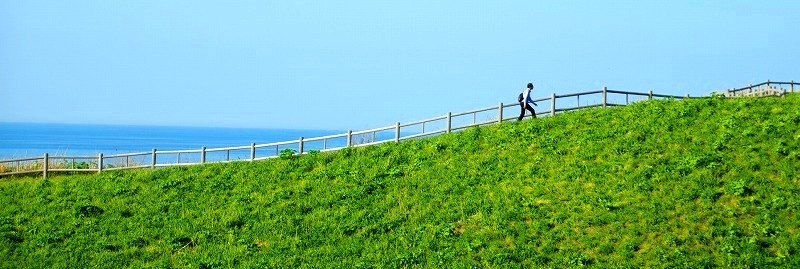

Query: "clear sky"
<box><xmin>1</xmin><ymin>1</ymin><xmax>798</xmax><ymax>130</ymax></box>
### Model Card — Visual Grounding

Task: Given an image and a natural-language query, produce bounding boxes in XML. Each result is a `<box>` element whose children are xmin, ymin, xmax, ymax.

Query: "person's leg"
<box><xmin>526</xmin><ymin>104</ymin><xmax>537</xmax><ymax>118</ymax></box>
<box><xmin>517</xmin><ymin>103</ymin><xmax>526</xmax><ymax>121</ymax></box>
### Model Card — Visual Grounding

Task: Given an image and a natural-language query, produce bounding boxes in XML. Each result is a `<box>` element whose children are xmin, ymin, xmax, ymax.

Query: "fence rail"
<box><xmin>726</xmin><ymin>80</ymin><xmax>798</xmax><ymax>97</ymax></box>
<box><xmin>1</xmin><ymin>81</ymin><xmax>791</xmax><ymax>178</ymax></box>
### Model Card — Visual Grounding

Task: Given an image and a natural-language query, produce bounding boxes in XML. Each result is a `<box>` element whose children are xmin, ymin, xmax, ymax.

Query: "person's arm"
<box><xmin>528</xmin><ymin>91</ymin><xmax>537</xmax><ymax>106</ymax></box>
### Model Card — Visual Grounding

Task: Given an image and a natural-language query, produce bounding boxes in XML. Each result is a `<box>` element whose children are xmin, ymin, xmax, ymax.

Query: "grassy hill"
<box><xmin>2</xmin><ymin>95</ymin><xmax>799</xmax><ymax>268</ymax></box>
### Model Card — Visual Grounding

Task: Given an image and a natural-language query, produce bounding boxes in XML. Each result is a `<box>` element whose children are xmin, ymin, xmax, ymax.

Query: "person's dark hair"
<box><xmin>527</xmin><ymin>83</ymin><xmax>533</xmax><ymax>89</ymax></box>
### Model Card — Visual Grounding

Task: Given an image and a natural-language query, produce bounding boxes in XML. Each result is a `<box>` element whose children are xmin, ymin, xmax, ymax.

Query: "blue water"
<box><xmin>0</xmin><ymin>123</ymin><xmax>347</xmax><ymax>160</ymax></box>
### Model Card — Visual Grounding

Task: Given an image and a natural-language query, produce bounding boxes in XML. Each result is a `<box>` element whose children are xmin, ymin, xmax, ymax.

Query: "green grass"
<box><xmin>2</xmin><ymin>95</ymin><xmax>800</xmax><ymax>268</ymax></box>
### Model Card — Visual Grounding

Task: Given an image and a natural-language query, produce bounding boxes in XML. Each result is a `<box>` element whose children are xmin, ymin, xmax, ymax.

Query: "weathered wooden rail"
<box><xmin>2</xmin><ymin>81</ymin><xmax>795</xmax><ymax>178</ymax></box>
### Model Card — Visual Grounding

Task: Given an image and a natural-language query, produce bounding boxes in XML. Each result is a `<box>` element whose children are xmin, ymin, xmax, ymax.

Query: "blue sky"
<box><xmin>1</xmin><ymin>1</ymin><xmax>798</xmax><ymax>130</ymax></box>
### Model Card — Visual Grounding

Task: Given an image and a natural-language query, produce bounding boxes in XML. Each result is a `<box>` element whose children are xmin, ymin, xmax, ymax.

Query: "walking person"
<box><xmin>517</xmin><ymin>83</ymin><xmax>538</xmax><ymax>121</ymax></box>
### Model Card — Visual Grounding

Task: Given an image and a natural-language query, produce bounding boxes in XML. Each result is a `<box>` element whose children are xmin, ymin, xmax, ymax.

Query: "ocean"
<box><xmin>0</xmin><ymin>122</ymin><xmax>348</xmax><ymax>160</ymax></box>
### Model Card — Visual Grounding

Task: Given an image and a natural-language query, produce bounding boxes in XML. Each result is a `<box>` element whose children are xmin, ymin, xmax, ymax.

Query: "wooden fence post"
<box><xmin>43</xmin><ymin>153</ymin><xmax>48</xmax><ymax>179</ymax></box>
<box><xmin>498</xmin><ymin>102</ymin><xmax>503</xmax><ymax>123</ymax></box>
<box><xmin>446</xmin><ymin>112</ymin><xmax>452</xmax><ymax>133</ymax></box>
<box><xmin>791</xmin><ymin>80</ymin><xmax>794</xmax><ymax>93</ymax></box>
<box><xmin>395</xmin><ymin>122</ymin><xmax>400</xmax><ymax>143</ymax></box>
<box><xmin>298</xmin><ymin>137</ymin><xmax>304</xmax><ymax>154</ymax></box>
<box><xmin>649</xmin><ymin>90</ymin><xmax>653</xmax><ymax>100</ymax></box>
<box><xmin>602</xmin><ymin>87</ymin><xmax>607</xmax><ymax>107</ymax></box>
<box><xmin>201</xmin><ymin>147</ymin><xmax>206</xmax><ymax>164</ymax></box>
<box><xmin>250</xmin><ymin>143</ymin><xmax>255</xmax><ymax>161</ymax></box>
<box><xmin>347</xmin><ymin>130</ymin><xmax>352</xmax><ymax>147</ymax></box>
<box><xmin>550</xmin><ymin>93</ymin><xmax>556</xmax><ymax>116</ymax></box>
<box><xmin>151</xmin><ymin>149</ymin><xmax>157</xmax><ymax>168</ymax></box>
<box><xmin>98</xmin><ymin>153</ymin><xmax>103</xmax><ymax>173</ymax></box>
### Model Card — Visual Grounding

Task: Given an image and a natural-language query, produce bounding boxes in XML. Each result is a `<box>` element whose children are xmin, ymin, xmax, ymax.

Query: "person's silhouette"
<box><xmin>517</xmin><ymin>83</ymin><xmax>537</xmax><ymax>121</ymax></box>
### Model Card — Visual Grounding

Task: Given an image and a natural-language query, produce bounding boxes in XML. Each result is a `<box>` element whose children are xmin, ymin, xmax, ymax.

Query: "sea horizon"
<box><xmin>0</xmin><ymin>122</ymin><xmax>347</xmax><ymax>160</ymax></box>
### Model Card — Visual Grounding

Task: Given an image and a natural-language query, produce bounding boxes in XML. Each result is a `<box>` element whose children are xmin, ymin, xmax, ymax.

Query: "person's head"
<box><xmin>527</xmin><ymin>83</ymin><xmax>534</xmax><ymax>89</ymax></box>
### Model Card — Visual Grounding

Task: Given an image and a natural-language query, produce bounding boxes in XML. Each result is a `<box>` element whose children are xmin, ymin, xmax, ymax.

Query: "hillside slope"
<box><xmin>2</xmin><ymin>95</ymin><xmax>800</xmax><ymax>268</ymax></box>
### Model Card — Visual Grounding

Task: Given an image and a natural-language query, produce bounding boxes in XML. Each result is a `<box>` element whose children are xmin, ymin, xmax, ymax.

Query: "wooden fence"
<box><xmin>2</xmin><ymin>81</ymin><xmax>794</xmax><ymax>178</ymax></box>
<box><xmin>725</xmin><ymin>80</ymin><xmax>796</xmax><ymax>97</ymax></box>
